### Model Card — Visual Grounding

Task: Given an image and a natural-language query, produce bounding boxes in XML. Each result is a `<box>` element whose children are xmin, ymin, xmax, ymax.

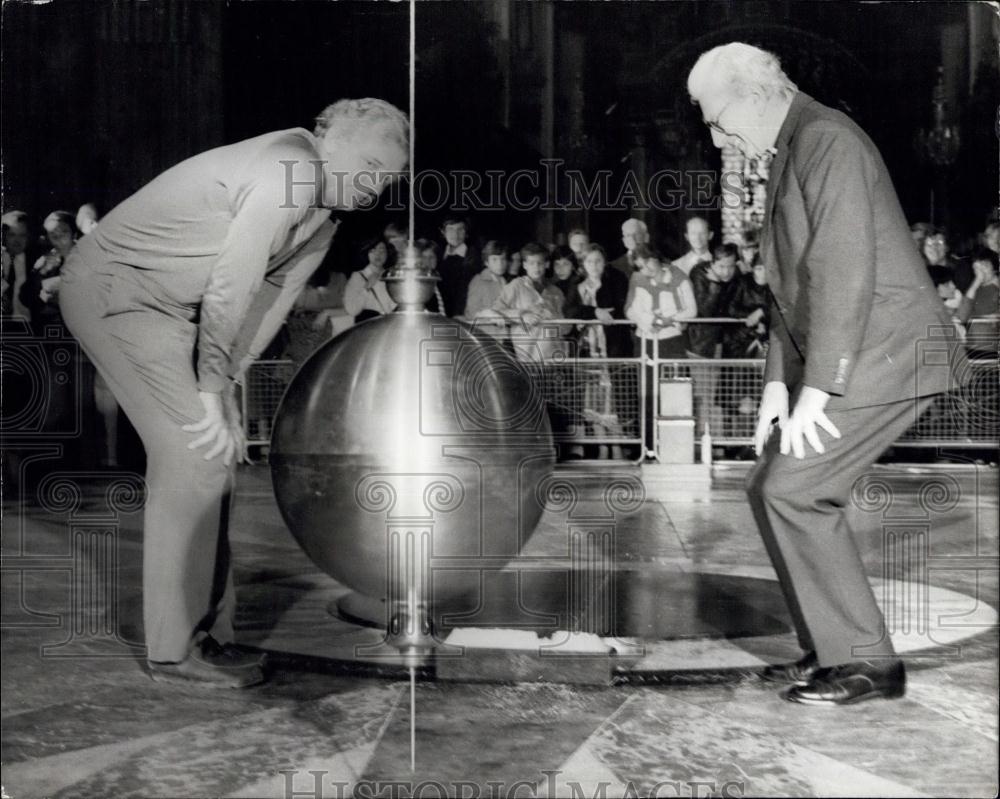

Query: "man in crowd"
<box><xmin>688</xmin><ymin>43</ymin><xmax>966</xmax><ymax>706</ymax></box>
<box><xmin>1</xmin><ymin>210</ymin><xmax>35</xmax><ymax>320</ymax></box>
<box><xmin>671</xmin><ymin>216</ymin><xmax>714</xmax><ymax>276</ymax></box>
<box><xmin>436</xmin><ymin>216</ymin><xmax>481</xmax><ymax>317</ymax></box>
<box><xmin>610</xmin><ymin>218</ymin><xmax>649</xmax><ymax>278</ymax></box>
<box><xmin>60</xmin><ymin>98</ymin><xmax>408</xmax><ymax>688</ymax></box>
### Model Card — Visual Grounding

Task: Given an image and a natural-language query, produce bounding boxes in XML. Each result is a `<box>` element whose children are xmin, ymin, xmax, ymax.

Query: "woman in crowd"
<box><xmin>343</xmin><ymin>238</ymin><xmax>396</xmax><ymax>323</ymax></box>
<box><xmin>566</xmin><ymin>243</ymin><xmax>631</xmax><ymax>458</ymax></box>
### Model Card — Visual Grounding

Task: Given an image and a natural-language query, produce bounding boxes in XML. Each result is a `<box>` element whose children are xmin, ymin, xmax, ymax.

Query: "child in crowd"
<box><xmin>567</xmin><ymin>228</ymin><xmax>590</xmax><ymax>265</ymax></box>
<box><xmin>958</xmin><ymin>248</ymin><xmax>999</xmax><ymax>358</ymax></box>
<box><xmin>929</xmin><ymin>265</ymin><xmax>963</xmax><ymax>314</ymax></box>
<box><xmin>724</xmin><ymin>260</ymin><xmax>770</xmax><ymax>358</ymax></box>
<box><xmin>478</xmin><ymin>242</ymin><xmax>563</xmax><ymax>363</ymax></box>
<box><xmin>507</xmin><ymin>249</ymin><xmax>523</xmax><ymax>278</ymax></box>
<box><xmin>416</xmin><ymin>238</ymin><xmax>439</xmax><ymax>272</ymax></box>
<box><xmin>344</xmin><ymin>238</ymin><xmax>396</xmax><ymax>322</ymax></box>
<box><xmin>383</xmin><ymin>221</ymin><xmax>408</xmax><ymax>261</ymax></box>
<box><xmin>549</xmin><ymin>245</ymin><xmax>580</xmax><ymax>301</ymax></box>
<box><xmin>724</xmin><ymin>258</ymin><xmax>770</xmax><ymax>443</ymax></box>
<box><xmin>464</xmin><ymin>240</ymin><xmax>510</xmax><ymax>319</ymax></box>
<box><xmin>625</xmin><ymin>243</ymin><xmax>695</xmax><ymax>358</ymax></box>
<box><xmin>687</xmin><ymin>242</ymin><xmax>739</xmax><ymax>437</ymax></box>
<box><xmin>437</xmin><ymin>216</ymin><xmax>480</xmax><ymax>317</ymax></box>
<box><xmin>625</xmin><ymin>244</ymin><xmax>696</xmax><ymax>454</ymax></box>
<box><xmin>738</xmin><ymin>229</ymin><xmax>760</xmax><ymax>275</ymax></box>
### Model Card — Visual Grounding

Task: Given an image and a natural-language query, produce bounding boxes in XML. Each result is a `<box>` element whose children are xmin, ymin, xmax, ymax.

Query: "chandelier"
<box><xmin>914</xmin><ymin>66</ymin><xmax>961</xmax><ymax>168</ymax></box>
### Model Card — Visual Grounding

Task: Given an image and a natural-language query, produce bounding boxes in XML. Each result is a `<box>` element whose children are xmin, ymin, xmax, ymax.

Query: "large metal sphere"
<box><xmin>270</xmin><ymin>310</ymin><xmax>555</xmax><ymax>611</ymax></box>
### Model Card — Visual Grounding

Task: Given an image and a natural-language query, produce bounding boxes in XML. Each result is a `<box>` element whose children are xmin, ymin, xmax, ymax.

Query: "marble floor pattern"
<box><xmin>2</xmin><ymin>461</ymin><xmax>997</xmax><ymax>798</ymax></box>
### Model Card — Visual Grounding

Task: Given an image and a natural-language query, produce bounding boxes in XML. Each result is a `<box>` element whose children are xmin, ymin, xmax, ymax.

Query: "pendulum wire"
<box><xmin>408</xmin><ymin>1</ymin><xmax>417</xmax><ymax>772</ymax></box>
<box><xmin>410</xmin><ymin>662</ymin><xmax>417</xmax><ymax>771</ymax></box>
<box><xmin>408</xmin><ymin>0</ymin><xmax>416</xmax><ymax>251</ymax></box>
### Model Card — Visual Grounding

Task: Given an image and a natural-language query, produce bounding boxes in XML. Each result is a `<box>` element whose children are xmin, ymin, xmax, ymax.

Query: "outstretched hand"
<box><xmin>780</xmin><ymin>385</ymin><xmax>841</xmax><ymax>459</ymax></box>
<box><xmin>182</xmin><ymin>388</ymin><xmax>246</xmax><ymax>466</ymax></box>
<box><xmin>754</xmin><ymin>381</ymin><xmax>789</xmax><ymax>456</ymax></box>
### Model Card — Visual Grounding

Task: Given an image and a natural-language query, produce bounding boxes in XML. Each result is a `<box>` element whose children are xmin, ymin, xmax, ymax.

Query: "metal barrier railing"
<box><xmin>241</xmin><ymin>318</ymin><xmax>998</xmax><ymax>459</ymax></box>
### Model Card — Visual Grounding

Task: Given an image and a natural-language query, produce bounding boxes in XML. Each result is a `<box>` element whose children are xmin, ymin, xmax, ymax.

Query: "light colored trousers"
<box><xmin>60</xmin><ymin>253</ymin><xmax>235</xmax><ymax>663</ymax></box>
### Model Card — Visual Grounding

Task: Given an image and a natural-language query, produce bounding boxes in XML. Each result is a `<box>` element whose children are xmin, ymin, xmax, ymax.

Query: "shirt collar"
<box><xmin>446</xmin><ymin>242</ymin><xmax>468</xmax><ymax>258</ymax></box>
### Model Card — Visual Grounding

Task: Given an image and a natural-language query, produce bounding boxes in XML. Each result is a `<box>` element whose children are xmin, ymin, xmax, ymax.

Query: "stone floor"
<box><xmin>2</xmin><ymin>460</ymin><xmax>997</xmax><ymax>798</ymax></box>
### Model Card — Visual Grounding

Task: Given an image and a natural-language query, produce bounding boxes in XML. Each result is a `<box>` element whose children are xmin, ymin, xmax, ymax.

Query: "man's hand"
<box><xmin>222</xmin><ymin>384</ymin><xmax>248</xmax><ymax>464</ymax></box>
<box><xmin>182</xmin><ymin>390</ymin><xmax>242</xmax><ymax>466</ymax></box>
<box><xmin>754</xmin><ymin>381</ymin><xmax>789</xmax><ymax>456</ymax></box>
<box><xmin>780</xmin><ymin>385</ymin><xmax>841</xmax><ymax>459</ymax></box>
<box><xmin>595</xmin><ymin>308</ymin><xmax>614</xmax><ymax>323</ymax></box>
<box><xmin>313</xmin><ymin>308</ymin><xmax>335</xmax><ymax>331</ymax></box>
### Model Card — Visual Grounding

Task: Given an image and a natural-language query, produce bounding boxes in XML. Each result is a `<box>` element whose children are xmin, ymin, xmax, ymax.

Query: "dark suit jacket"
<box><xmin>761</xmin><ymin>93</ymin><xmax>966</xmax><ymax>410</ymax></box>
<box><xmin>563</xmin><ymin>267</ymin><xmax>631</xmax><ymax>357</ymax></box>
<box><xmin>437</xmin><ymin>246</ymin><xmax>481</xmax><ymax>317</ymax></box>
<box><xmin>609</xmin><ymin>252</ymin><xmax>636</xmax><ymax>280</ymax></box>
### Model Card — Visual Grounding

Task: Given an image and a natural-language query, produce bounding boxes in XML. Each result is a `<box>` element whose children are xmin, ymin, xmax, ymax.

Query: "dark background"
<box><xmin>3</xmin><ymin>0</ymin><xmax>997</xmax><ymax>270</ymax></box>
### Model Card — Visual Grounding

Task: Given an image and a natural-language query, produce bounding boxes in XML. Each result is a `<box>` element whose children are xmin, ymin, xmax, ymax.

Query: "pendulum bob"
<box><xmin>270</xmin><ymin>268</ymin><xmax>556</xmax><ymax>656</ymax></box>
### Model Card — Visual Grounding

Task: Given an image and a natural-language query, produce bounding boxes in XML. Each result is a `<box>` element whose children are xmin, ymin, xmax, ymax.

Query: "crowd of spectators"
<box><xmin>2</xmin><ymin>204</ymin><xmax>122</xmax><ymax>480</ymax></box>
<box><xmin>4</xmin><ymin>203</ymin><xmax>997</xmax><ymax>469</ymax></box>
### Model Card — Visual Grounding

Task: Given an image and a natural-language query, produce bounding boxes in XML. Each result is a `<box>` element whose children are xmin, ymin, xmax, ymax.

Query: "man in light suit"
<box><xmin>688</xmin><ymin>43</ymin><xmax>967</xmax><ymax>706</ymax></box>
<box><xmin>60</xmin><ymin>99</ymin><xmax>408</xmax><ymax>688</ymax></box>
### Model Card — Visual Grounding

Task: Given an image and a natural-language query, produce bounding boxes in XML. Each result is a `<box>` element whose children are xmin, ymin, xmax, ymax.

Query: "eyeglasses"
<box><xmin>704</xmin><ymin>99</ymin><xmax>737</xmax><ymax>135</ymax></box>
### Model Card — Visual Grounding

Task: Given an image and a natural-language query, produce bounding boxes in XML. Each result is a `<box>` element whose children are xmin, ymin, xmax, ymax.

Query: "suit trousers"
<box><xmin>60</xmin><ymin>256</ymin><xmax>235</xmax><ymax>663</ymax></box>
<box><xmin>746</xmin><ymin>394</ymin><xmax>935</xmax><ymax>667</ymax></box>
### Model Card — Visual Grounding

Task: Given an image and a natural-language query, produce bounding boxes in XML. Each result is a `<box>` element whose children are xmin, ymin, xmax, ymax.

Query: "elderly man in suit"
<box><xmin>610</xmin><ymin>218</ymin><xmax>650</xmax><ymax>279</ymax></box>
<box><xmin>688</xmin><ymin>44</ymin><xmax>966</xmax><ymax>706</ymax></box>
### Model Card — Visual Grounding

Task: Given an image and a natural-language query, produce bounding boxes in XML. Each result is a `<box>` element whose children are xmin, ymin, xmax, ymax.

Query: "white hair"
<box><xmin>687</xmin><ymin>42</ymin><xmax>798</xmax><ymax>105</ymax></box>
<box><xmin>313</xmin><ymin>98</ymin><xmax>409</xmax><ymax>151</ymax></box>
<box><xmin>43</xmin><ymin>210</ymin><xmax>76</xmax><ymax>233</ymax></box>
<box><xmin>621</xmin><ymin>218</ymin><xmax>648</xmax><ymax>234</ymax></box>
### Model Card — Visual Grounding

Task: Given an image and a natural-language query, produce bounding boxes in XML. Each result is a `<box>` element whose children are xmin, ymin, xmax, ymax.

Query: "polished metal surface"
<box><xmin>270</xmin><ymin>281</ymin><xmax>555</xmax><ymax>620</ymax></box>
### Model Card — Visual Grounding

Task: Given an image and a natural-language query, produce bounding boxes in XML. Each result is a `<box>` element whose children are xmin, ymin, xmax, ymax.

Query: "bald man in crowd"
<box><xmin>610</xmin><ymin>218</ymin><xmax>650</xmax><ymax>278</ymax></box>
<box><xmin>688</xmin><ymin>44</ymin><xmax>966</xmax><ymax>706</ymax></box>
<box><xmin>60</xmin><ymin>99</ymin><xmax>408</xmax><ymax>688</ymax></box>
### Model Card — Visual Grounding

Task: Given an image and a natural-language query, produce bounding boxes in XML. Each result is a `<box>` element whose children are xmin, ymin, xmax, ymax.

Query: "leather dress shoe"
<box><xmin>149</xmin><ymin>635</ymin><xmax>266</xmax><ymax>688</ymax></box>
<box><xmin>784</xmin><ymin>659</ymin><xmax>905</xmax><ymax>706</ymax></box>
<box><xmin>760</xmin><ymin>650</ymin><xmax>819</xmax><ymax>685</ymax></box>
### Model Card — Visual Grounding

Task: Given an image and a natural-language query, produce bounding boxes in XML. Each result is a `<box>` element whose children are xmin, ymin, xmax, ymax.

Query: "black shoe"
<box><xmin>148</xmin><ymin>635</ymin><xmax>266</xmax><ymax>688</ymax></box>
<box><xmin>760</xmin><ymin>651</ymin><xmax>819</xmax><ymax>685</ymax></box>
<box><xmin>783</xmin><ymin>659</ymin><xmax>905</xmax><ymax>707</ymax></box>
